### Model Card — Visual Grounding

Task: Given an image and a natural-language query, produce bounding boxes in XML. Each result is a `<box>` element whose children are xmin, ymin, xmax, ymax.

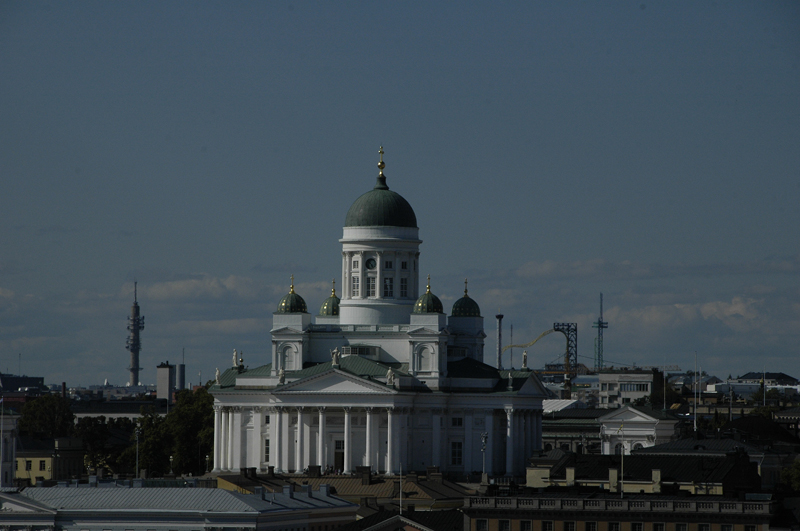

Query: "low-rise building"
<box><xmin>598</xmin><ymin>369</ymin><xmax>654</xmax><ymax>408</ymax></box>
<box><xmin>0</xmin><ymin>484</ymin><xmax>358</xmax><ymax>531</ymax></box>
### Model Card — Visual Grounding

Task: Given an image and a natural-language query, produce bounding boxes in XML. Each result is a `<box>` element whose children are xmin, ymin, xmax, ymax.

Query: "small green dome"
<box><xmin>277</xmin><ymin>276</ymin><xmax>308</xmax><ymax>314</ymax></box>
<box><xmin>344</xmin><ymin>149</ymin><xmax>417</xmax><ymax>228</ymax></box>
<box><xmin>319</xmin><ymin>281</ymin><xmax>340</xmax><ymax>316</ymax></box>
<box><xmin>413</xmin><ymin>275</ymin><xmax>444</xmax><ymax>314</ymax></box>
<box><xmin>451</xmin><ymin>279</ymin><xmax>481</xmax><ymax>317</ymax></box>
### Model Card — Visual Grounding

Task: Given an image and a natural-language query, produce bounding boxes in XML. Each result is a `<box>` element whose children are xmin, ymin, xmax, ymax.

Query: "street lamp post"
<box><xmin>480</xmin><ymin>432</ymin><xmax>489</xmax><ymax>476</ymax></box>
<box><xmin>135</xmin><ymin>426</ymin><xmax>140</xmax><ymax>479</ymax></box>
<box><xmin>169</xmin><ymin>455</ymin><xmax>174</xmax><ymax>476</ymax></box>
<box><xmin>205</xmin><ymin>454</ymin><xmax>210</xmax><ymax>474</ymax></box>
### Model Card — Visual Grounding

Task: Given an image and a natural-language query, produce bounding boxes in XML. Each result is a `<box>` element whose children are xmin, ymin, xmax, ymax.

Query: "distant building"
<box><xmin>0</xmin><ymin>405</ymin><xmax>19</xmax><ymax>487</ymax></box>
<box><xmin>598</xmin><ymin>369</ymin><xmax>654</xmax><ymax>408</ymax></box>
<box><xmin>15</xmin><ymin>437</ymin><xmax>84</xmax><ymax>484</ymax></box>
<box><xmin>463</xmin><ymin>491</ymin><xmax>778</xmax><ymax>531</ymax></box>
<box><xmin>0</xmin><ymin>484</ymin><xmax>358</xmax><ymax>531</ymax></box>
<box><xmin>157</xmin><ymin>361</ymin><xmax>176</xmax><ymax>403</ymax></box>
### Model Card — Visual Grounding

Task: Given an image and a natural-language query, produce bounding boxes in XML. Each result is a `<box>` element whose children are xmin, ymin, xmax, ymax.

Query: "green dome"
<box><xmin>413</xmin><ymin>276</ymin><xmax>444</xmax><ymax>314</ymax></box>
<box><xmin>319</xmin><ymin>281</ymin><xmax>340</xmax><ymax>316</ymax></box>
<box><xmin>345</xmin><ymin>150</ymin><xmax>417</xmax><ymax>228</ymax></box>
<box><xmin>276</xmin><ymin>277</ymin><xmax>308</xmax><ymax>314</ymax></box>
<box><xmin>451</xmin><ymin>280</ymin><xmax>481</xmax><ymax>317</ymax></box>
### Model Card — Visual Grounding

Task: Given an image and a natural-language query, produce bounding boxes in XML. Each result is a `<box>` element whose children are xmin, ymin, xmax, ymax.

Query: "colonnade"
<box><xmin>341</xmin><ymin>250</ymin><xmax>420</xmax><ymax>300</ymax></box>
<box><xmin>212</xmin><ymin>405</ymin><xmax>543</xmax><ymax>477</ymax></box>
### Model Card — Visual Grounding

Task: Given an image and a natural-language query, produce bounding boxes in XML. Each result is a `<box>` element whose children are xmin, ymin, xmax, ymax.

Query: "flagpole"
<box><xmin>620</xmin><ymin>421</ymin><xmax>624</xmax><ymax>498</ymax></box>
<box><xmin>1</xmin><ymin>398</ymin><xmax>4</xmax><ymax>488</ymax></box>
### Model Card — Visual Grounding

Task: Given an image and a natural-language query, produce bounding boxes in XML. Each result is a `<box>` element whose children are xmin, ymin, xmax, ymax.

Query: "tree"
<box><xmin>782</xmin><ymin>459</ymin><xmax>800</xmax><ymax>491</ymax></box>
<box><xmin>19</xmin><ymin>394</ymin><xmax>75</xmax><ymax>438</ymax></box>
<box><xmin>74</xmin><ymin>416</ymin><xmax>110</xmax><ymax>470</ymax></box>
<box><xmin>136</xmin><ymin>406</ymin><xmax>171</xmax><ymax>477</ymax></box>
<box><xmin>638</xmin><ymin>369</ymin><xmax>684</xmax><ymax>410</ymax></box>
<box><xmin>167</xmin><ymin>387</ymin><xmax>214</xmax><ymax>476</ymax></box>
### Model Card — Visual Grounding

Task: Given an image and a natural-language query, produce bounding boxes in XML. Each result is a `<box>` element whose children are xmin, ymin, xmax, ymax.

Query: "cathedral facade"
<box><xmin>210</xmin><ymin>151</ymin><xmax>548</xmax><ymax>477</ymax></box>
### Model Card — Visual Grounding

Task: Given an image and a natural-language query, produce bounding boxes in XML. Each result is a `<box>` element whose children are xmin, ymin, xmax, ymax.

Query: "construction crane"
<box><xmin>501</xmin><ymin>323</ymin><xmax>578</xmax><ymax>377</ymax></box>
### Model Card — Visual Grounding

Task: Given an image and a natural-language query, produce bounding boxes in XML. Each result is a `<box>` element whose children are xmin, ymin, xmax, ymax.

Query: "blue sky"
<box><xmin>1</xmin><ymin>1</ymin><xmax>798</xmax><ymax>387</ymax></box>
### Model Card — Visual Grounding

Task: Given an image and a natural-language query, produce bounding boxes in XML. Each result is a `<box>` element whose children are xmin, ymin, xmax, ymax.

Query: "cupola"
<box><xmin>276</xmin><ymin>275</ymin><xmax>308</xmax><ymax>314</ymax></box>
<box><xmin>319</xmin><ymin>280</ymin><xmax>340</xmax><ymax>316</ymax></box>
<box><xmin>413</xmin><ymin>275</ymin><xmax>444</xmax><ymax>314</ymax></box>
<box><xmin>451</xmin><ymin>279</ymin><xmax>481</xmax><ymax>317</ymax></box>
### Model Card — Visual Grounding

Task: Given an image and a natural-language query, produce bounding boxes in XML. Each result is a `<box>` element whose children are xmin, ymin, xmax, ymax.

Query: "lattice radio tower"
<box><xmin>592</xmin><ymin>293</ymin><xmax>608</xmax><ymax>371</ymax></box>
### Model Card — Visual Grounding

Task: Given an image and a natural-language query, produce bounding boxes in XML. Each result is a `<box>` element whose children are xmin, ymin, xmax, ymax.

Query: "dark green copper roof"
<box><xmin>344</xmin><ymin>174</ymin><xmax>417</xmax><ymax>228</ymax></box>
<box><xmin>413</xmin><ymin>277</ymin><xmax>443</xmax><ymax>314</ymax></box>
<box><xmin>319</xmin><ymin>284</ymin><xmax>340</xmax><ymax>316</ymax></box>
<box><xmin>451</xmin><ymin>293</ymin><xmax>480</xmax><ymax>317</ymax></box>
<box><xmin>276</xmin><ymin>278</ymin><xmax>308</xmax><ymax>313</ymax></box>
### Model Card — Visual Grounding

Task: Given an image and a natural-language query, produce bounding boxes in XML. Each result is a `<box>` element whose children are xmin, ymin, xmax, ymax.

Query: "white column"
<box><xmin>386</xmin><ymin>408</ymin><xmax>395</xmax><ymax>476</ymax></box>
<box><xmin>484</xmin><ymin>409</ymin><xmax>494</xmax><ymax>476</ymax></box>
<box><xmin>376</xmin><ymin>252</ymin><xmax>382</xmax><ymax>299</ymax></box>
<box><xmin>318</xmin><ymin>407</ymin><xmax>326</xmax><ymax>470</ymax></box>
<box><xmin>221</xmin><ymin>408</ymin><xmax>230</xmax><ymax>471</ymax></box>
<box><xmin>505</xmin><ymin>408</ymin><xmax>514</xmax><ymax>476</ymax></box>
<box><xmin>432</xmin><ymin>409</ymin><xmax>441</xmax><ymax>467</ymax></box>
<box><xmin>464</xmin><ymin>409</ymin><xmax>473</xmax><ymax>473</ymax></box>
<box><xmin>344</xmin><ymin>407</ymin><xmax>352</xmax><ymax>474</ymax></box>
<box><xmin>251</xmin><ymin>408</ymin><xmax>263</xmax><ymax>469</ymax></box>
<box><xmin>342</xmin><ymin>252</ymin><xmax>348</xmax><ymax>300</ymax></box>
<box><xmin>213</xmin><ymin>406</ymin><xmax>222</xmax><ymax>472</ymax></box>
<box><xmin>365</xmin><ymin>408</ymin><xmax>374</xmax><ymax>470</ymax></box>
<box><xmin>232</xmin><ymin>407</ymin><xmax>242</xmax><ymax>470</ymax></box>
<box><xmin>295</xmin><ymin>407</ymin><xmax>305</xmax><ymax>473</ymax></box>
<box><xmin>274</xmin><ymin>407</ymin><xmax>284</xmax><ymax>472</ymax></box>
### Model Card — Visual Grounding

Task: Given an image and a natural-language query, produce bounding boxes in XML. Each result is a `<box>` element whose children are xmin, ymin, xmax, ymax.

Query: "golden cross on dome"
<box><xmin>290</xmin><ymin>274</ymin><xmax>295</xmax><ymax>293</ymax></box>
<box><xmin>464</xmin><ymin>278</ymin><xmax>469</xmax><ymax>296</ymax></box>
<box><xmin>378</xmin><ymin>146</ymin><xmax>385</xmax><ymax>173</ymax></box>
<box><xmin>331</xmin><ymin>279</ymin><xmax>336</xmax><ymax>296</ymax></box>
<box><xmin>426</xmin><ymin>274</ymin><xmax>431</xmax><ymax>293</ymax></box>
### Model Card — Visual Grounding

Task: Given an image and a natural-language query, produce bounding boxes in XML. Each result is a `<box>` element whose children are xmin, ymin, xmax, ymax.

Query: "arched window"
<box><xmin>417</xmin><ymin>346</ymin><xmax>432</xmax><ymax>372</ymax></box>
<box><xmin>560</xmin><ymin>443</ymin><xmax>570</xmax><ymax>452</ymax></box>
<box><xmin>544</xmin><ymin>443</ymin><xmax>553</xmax><ymax>451</ymax></box>
<box><xmin>632</xmin><ymin>442</ymin><xmax>644</xmax><ymax>451</ymax></box>
<box><xmin>615</xmin><ymin>443</ymin><xmax>624</xmax><ymax>455</ymax></box>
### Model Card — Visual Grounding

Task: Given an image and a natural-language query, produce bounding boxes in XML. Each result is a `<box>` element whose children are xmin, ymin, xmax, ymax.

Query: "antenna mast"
<box><xmin>592</xmin><ymin>293</ymin><xmax>608</xmax><ymax>371</ymax></box>
<box><xmin>126</xmin><ymin>281</ymin><xmax>145</xmax><ymax>386</ymax></box>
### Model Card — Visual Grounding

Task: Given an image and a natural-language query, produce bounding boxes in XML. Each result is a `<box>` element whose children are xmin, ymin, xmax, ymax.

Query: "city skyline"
<box><xmin>1</xmin><ymin>2</ymin><xmax>798</xmax><ymax>387</ymax></box>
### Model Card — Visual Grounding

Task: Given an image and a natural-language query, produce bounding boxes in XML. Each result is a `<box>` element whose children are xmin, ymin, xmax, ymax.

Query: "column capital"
<box><xmin>505</xmin><ymin>407</ymin><xmax>515</xmax><ymax>418</ymax></box>
<box><xmin>364</xmin><ymin>406</ymin><xmax>374</xmax><ymax>413</ymax></box>
<box><xmin>343</xmin><ymin>406</ymin><xmax>352</xmax><ymax>413</ymax></box>
<box><xmin>317</xmin><ymin>406</ymin><xmax>327</xmax><ymax>413</ymax></box>
<box><xmin>295</xmin><ymin>406</ymin><xmax>305</xmax><ymax>413</ymax></box>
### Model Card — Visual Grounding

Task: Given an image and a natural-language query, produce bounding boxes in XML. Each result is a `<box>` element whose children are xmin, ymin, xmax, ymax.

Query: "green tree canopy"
<box><xmin>19</xmin><ymin>394</ymin><xmax>75</xmax><ymax>438</ymax></box>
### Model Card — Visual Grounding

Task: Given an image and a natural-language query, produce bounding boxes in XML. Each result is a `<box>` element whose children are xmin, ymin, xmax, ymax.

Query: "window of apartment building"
<box><xmin>39</xmin><ymin>460</ymin><xmax>46</xmax><ymax>471</ymax></box>
<box><xmin>452</xmin><ymin>417</ymin><xmax>463</xmax><ymax>427</ymax></box>
<box><xmin>585</xmin><ymin>523</ymin><xmax>597</xmax><ymax>531</ymax></box>
<box><xmin>698</xmin><ymin>525</ymin><xmax>710</xmax><ymax>531</ymax></box>
<box><xmin>564</xmin><ymin>523</ymin><xmax>575</xmax><ymax>531</ymax></box>
<box><xmin>621</xmin><ymin>383</ymin><xmax>650</xmax><ymax>392</ymax></box>
<box><xmin>367</xmin><ymin>277</ymin><xmax>376</xmax><ymax>297</ymax></box>
<box><xmin>520</xmin><ymin>522</ymin><xmax>532</xmax><ymax>531</ymax></box>
<box><xmin>401</xmin><ymin>261</ymin><xmax>408</xmax><ymax>270</ymax></box>
<box><xmin>542</xmin><ymin>522</ymin><xmax>554</xmax><ymax>531</ymax></box>
<box><xmin>499</xmin><ymin>521</ymin><xmax>510</xmax><ymax>531</ymax></box>
<box><xmin>608</xmin><ymin>523</ymin><xmax>620</xmax><ymax>531</ymax></box>
<box><xmin>744</xmin><ymin>526</ymin><xmax>757</xmax><ymax>531</ymax></box>
<box><xmin>25</xmin><ymin>460</ymin><xmax>31</xmax><ymax>471</ymax></box>
<box><xmin>384</xmin><ymin>260</ymin><xmax>393</xmax><ymax>270</ymax></box>
<box><xmin>475</xmin><ymin>520</ymin><xmax>488</xmax><ymax>531</ymax></box>
<box><xmin>451</xmin><ymin>441</ymin><xmax>463</xmax><ymax>466</ymax></box>
<box><xmin>352</xmin><ymin>277</ymin><xmax>359</xmax><ymax>297</ymax></box>
<box><xmin>264</xmin><ymin>439</ymin><xmax>270</xmax><ymax>463</ymax></box>
<box><xmin>676</xmin><ymin>524</ymin><xmax>688</xmax><ymax>531</ymax></box>
<box><xmin>721</xmin><ymin>526</ymin><xmax>733</xmax><ymax>531</ymax></box>
<box><xmin>622</xmin><ymin>397</ymin><xmax>631</xmax><ymax>404</ymax></box>
<box><xmin>383</xmin><ymin>277</ymin><xmax>393</xmax><ymax>297</ymax></box>
<box><xmin>353</xmin><ymin>260</ymin><xmax>359</xmax><ymax>270</ymax></box>
<box><xmin>653</xmin><ymin>524</ymin><xmax>665</xmax><ymax>531</ymax></box>
<box><xmin>400</xmin><ymin>278</ymin><xmax>408</xmax><ymax>298</ymax></box>
<box><xmin>601</xmin><ymin>383</ymin><xmax>608</xmax><ymax>391</ymax></box>
<box><xmin>632</xmin><ymin>524</ymin><xmax>643</xmax><ymax>531</ymax></box>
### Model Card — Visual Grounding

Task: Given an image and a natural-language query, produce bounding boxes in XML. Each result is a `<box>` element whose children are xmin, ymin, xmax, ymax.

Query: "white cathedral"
<box><xmin>210</xmin><ymin>149</ymin><xmax>549</xmax><ymax>477</ymax></box>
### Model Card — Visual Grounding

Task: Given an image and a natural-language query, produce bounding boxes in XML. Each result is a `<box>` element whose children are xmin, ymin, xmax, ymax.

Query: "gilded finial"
<box><xmin>464</xmin><ymin>278</ymin><xmax>469</xmax><ymax>296</ymax></box>
<box><xmin>331</xmin><ymin>279</ymin><xmax>337</xmax><ymax>296</ymax></box>
<box><xmin>289</xmin><ymin>274</ymin><xmax>295</xmax><ymax>293</ymax></box>
<box><xmin>378</xmin><ymin>146</ymin><xmax>385</xmax><ymax>174</ymax></box>
<box><xmin>426</xmin><ymin>274</ymin><xmax>431</xmax><ymax>293</ymax></box>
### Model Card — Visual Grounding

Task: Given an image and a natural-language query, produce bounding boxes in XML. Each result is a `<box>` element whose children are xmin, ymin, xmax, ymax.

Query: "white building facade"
<box><xmin>210</xmin><ymin>152</ymin><xmax>549</xmax><ymax>477</ymax></box>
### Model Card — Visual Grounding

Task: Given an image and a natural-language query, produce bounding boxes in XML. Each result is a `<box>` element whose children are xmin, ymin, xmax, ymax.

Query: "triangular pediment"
<box><xmin>274</xmin><ymin>369</ymin><xmax>395</xmax><ymax>395</ymax></box>
<box><xmin>271</xmin><ymin>326</ymin><xmax>306</xmax><ymax>335</ymax></box>
<box><xmin>599</xmin><ymin>405</ymin><xmax>657</xmax><ymax>424</ymax></box>
<box><xmin>517</xmin><ymin>373</ymin><xmax>553</xmax><ymax>398</ymax></box>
